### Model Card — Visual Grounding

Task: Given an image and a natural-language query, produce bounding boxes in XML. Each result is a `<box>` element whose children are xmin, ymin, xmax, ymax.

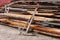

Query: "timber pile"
<box><xmin>0</xmin><ymin>1</ymin><xmax>60</xmax><ymax>37</ymax></box>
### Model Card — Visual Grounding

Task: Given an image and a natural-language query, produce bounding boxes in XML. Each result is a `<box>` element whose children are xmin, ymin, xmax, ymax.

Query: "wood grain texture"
<box><xmin>0</xmin><ymin>18</ymin><xmax>60</xmax><ymax>35</ymax></box>
<box><xmin>0</xmin><ymin>13</ymin><xmax>60</xmax><ymax>21</ymax></box>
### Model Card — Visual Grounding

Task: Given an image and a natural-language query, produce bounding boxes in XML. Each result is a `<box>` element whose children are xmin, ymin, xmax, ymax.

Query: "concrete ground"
<box><xmin>0</xmin><ymin>25</ymin><xmax>60</xmax><ymax>40</ymax></box>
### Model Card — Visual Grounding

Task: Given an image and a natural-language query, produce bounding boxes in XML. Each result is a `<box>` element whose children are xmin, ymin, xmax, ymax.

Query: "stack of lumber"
<box><xmin>0</xmin><ymin>1</ymin><xmax>60</xmax><ymax>37</ymax></box>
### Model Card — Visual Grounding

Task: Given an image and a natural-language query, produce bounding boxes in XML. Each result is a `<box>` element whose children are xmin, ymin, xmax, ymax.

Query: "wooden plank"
<box><xmin>27</xmin><ymin>11</ymin><xmax>54</xmax><ymax>16</ymax></box>
<box><xmin>0</xmin><ymin>18</ymin><xmax>60</xmax><ymax>35</ymax></box>
<box><xmin>10</xmin><ymin>5</ymin><xmax>59</xmax><ymax>10</ymax></box>
<box><xmin>0</xmin><ymin>13</ymin><xmax>60</xmax><ymax>22</ymax></box>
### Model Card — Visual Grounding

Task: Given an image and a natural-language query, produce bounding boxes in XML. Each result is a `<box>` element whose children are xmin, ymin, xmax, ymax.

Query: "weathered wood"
<box><xmin>0</xmin><ymin>13</ymin><xmax>60</xmax><ymax>22</ymax></box>
<box><xmin>9</xmin><ymin>7</ymin><xmax>59</xmax><ymax>12</ymax></box>
<box><xmin>27</xmin><ymin>11</ymin><xmax>60</xmax><ymax>18</ymax></box>
<box><xmin>8</xmin><ymin>1</ymin><xmax>60</xmax><ymax>6</ymax></box>
<box><xmin>10</xmin><ymin>5</ymin><xmax>60</xmax><ymax>10</ymax></box>
<box><xmin>9</xmin><ymin>9</ymin><xmax>55</xmax><ymax>16</ymax></box>
<box><xmin>9</xmin><ymin>7</ymin><xmax>27</xmax><ymax>11</ymax></box>
<box><xmin>0</xmin><ymin>16</ymin><xmax>60</xmax><ymax>26</ymax></box>
<box><xmin>27</xmin><ymin>11</ymin><xmax>54</xmax><ymax>16</ymax></box>
<box><xmin>0</xmin><ymin>18</ymin><xmax>60</xmax><ymax>35</ymax></box>
<box><xmin>7</xmin><ymin>1</ymin><xmax>60</xmax><ymax>11</ymax></box>
<box><xmin>54</xmin><ymin>15</ymin><xmax>60</xmax><ymax>17</ymax></box>
<box><xmin>0</xmin><ymin>1</ymin><xmax>60</xmax><ymax>37</ymax></box>
<box><xmin>10</xmin><ymin>5</ymin><xmax>59</xmax><ymax>8</ymax></box>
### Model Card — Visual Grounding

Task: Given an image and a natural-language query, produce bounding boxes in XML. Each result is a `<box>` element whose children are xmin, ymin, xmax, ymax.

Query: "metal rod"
<box><xmin>5</xmin><ymin>4</ymin><xmax>10</xmax><ymax>13</ymax></box>
<box><xmin>26</xmin><ymin>8</ymin><xmax>38</xmax><ymax>33</ymax></box>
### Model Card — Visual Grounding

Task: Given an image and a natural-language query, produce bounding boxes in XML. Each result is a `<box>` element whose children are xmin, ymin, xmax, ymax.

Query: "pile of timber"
<box><xmin>0</xmin><ymin>1</ymin><xmax>60</xmax><ymax>37</ymax></box>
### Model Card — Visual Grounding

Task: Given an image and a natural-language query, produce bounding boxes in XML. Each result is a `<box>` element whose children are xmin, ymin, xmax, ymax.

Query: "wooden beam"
<box><xmin>0</xmin><ymin>18</ymin><xmax>60</xmax><ymax>35</ymax></box>
<box><xmin>0</xmin><ymin>13</ymin><xmax>60</xmax><ymax>22</ymax></box>
<box><xmin>27</xmin><ymin>11</ymin><xmax>54</xmax><ymax>16</ymax></box>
